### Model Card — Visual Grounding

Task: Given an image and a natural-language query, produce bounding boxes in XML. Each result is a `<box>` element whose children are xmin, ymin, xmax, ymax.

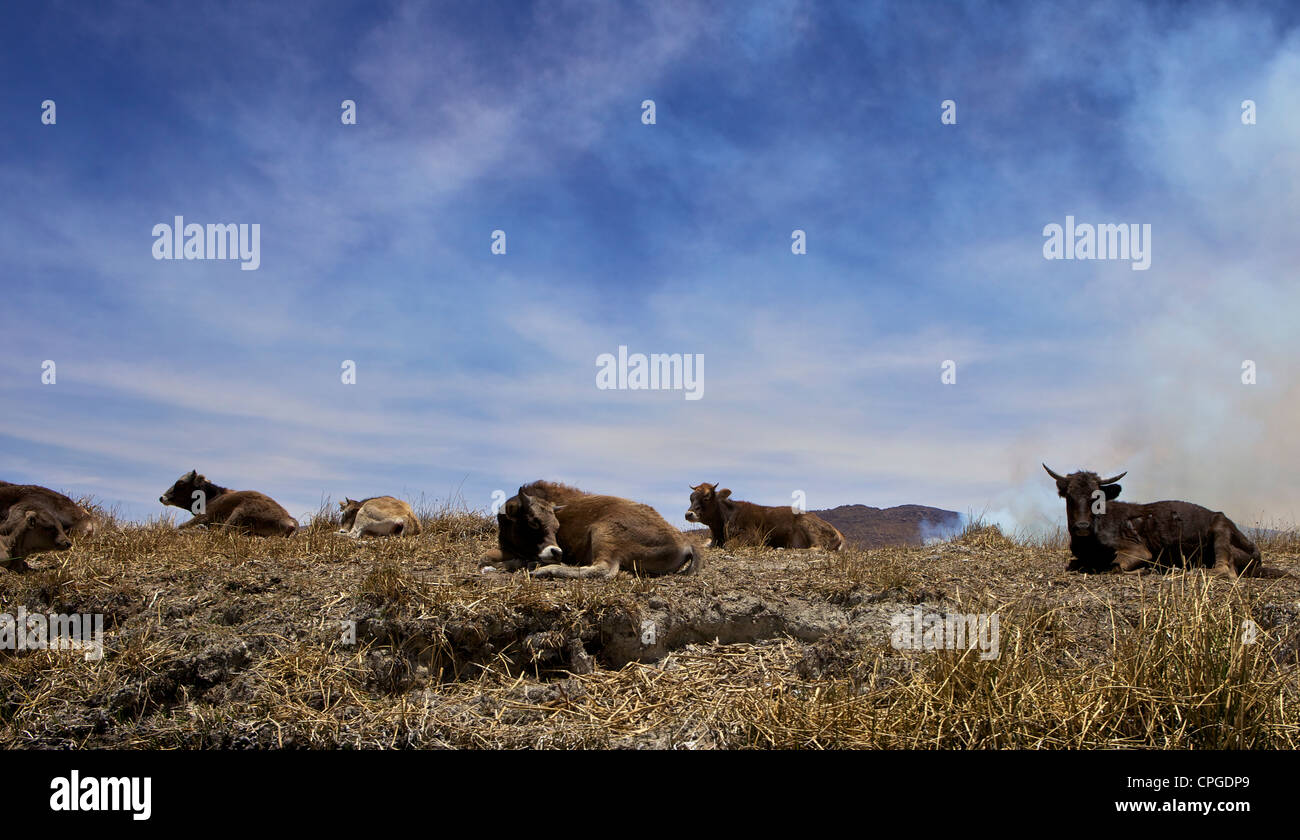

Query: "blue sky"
<box><xmin>3</xmin><ymin>0</ymin><xmax>1300</xmax><ymax>531</ymax></box>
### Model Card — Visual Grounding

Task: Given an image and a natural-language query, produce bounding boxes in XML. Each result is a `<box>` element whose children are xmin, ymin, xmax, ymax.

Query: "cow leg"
<box><xmin>1228</xmin><ymin>546</ymin><xmax>1258</xmax><ymax>577</ymax></box>
<box><xmin>1228</xmin><ymin>524</ymin><xmax>1263</xmax><ymax>576</ymax></box>
<box><xmin>530</xmin><ymin>558</ymin><xmax>620</xmax><ymax>579</ymax></box>
<box><xmin>1114</xmin><ymin>541</ymin><xmax>1152</xmax><ymax>573</ymax></box>
<box><xmin>482</xmin><ymin>552</ymin><xmax>526</xmax><ymax>572</ymax></box>
<box><xmin>531</xmin><ymin>531</ymin><xmax>621</xmax><ymax>579</ymax></box>
<box><xmin>1237</xmin><ymin>545</ymin><xmax>1263</xmax><ymax>576</ymax></box>
<box><xmin>1210</xmin><ymin>561</ymin><xmax>1237</xmax><ymax>580</ymax></box>
<box><xmin>1238</xmin><ymin>549</ymin><xmax>1263</xmax><ymax>576</ymax></box>
<box><xmin>628</xmin><ymin>543</ymin><xmax>698</xmax><ymax>576</ymax></box>
<box><xmin>479</xmin><ymin>548</ymin><xmax>526</xmax><ymax>572</ymax></box>
<box><xmin>178</xmin><ymin>515</ymin><xmax>210</xmax><ymax>530</ymax></box>
<box><xmin>1209</xmin><ymin>518</ymin><xmax>1240</xmax><ymax>579</ymax></box>
<box><xmin>222</xmin><ymin>508</ymin><xmax>263</xmax><ymax>536</ymax></box>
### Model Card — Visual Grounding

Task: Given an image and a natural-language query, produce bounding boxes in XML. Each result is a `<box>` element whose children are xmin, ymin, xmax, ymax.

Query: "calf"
<box><xmin>481</xmin><ymin>485</ymin><xmax>699</xmax><ymax>579</ymax></box>
<box><xmin>338</xmin><ymin>496</ymin><xmax>421</xmax><ymax>538</ymax></box>
<box><xmin>1043</xmin><ymin>464</ymin><xmax>1262</xmax><ymax>578</ymax></box>
<box><xmin>159</xmin><ymin>470</ymin><xmax>298</xmax><ymax>537</ymax></box>
<box><xmin>1</xmin><ymin>507</ymin><xmax>74</xmax><ymax>570</ymax></box>
<box><xmin>0</xmin><ymin>482</ymin><xmax>96</xmax><ymax>538</ymax></box>
<box><xmin>686</xmin><ymin>482</ymin><xmax>845</xmax><ymax>550</ymax></box>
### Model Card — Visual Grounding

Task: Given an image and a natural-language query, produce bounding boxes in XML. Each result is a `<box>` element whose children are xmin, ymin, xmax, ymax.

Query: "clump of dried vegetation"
<box><xmin>1</xmin><ymin>506</ymin><xmax>1297</xmax><ymax>749</ymax></box>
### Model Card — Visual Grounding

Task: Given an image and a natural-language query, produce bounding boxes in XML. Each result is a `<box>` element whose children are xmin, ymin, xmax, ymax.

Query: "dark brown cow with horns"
<box><xmin>1043</xmin><ymin>464</ymin><xmax>1262</xmax><ymax>578</ymax></box>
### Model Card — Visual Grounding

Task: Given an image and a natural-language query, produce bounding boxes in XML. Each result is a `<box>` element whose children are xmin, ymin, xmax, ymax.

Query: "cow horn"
<box><xmin>1042</xmin><ymin>463</ymin><xmax>1068</xmax><ymax>482</ymax></box>
<box><xmin>1098</xmin><ymin>471</ymin><xmax>1127</xmax><ymax>485</ymax></box>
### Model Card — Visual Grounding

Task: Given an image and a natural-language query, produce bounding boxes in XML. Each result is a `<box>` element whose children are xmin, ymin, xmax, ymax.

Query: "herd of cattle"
<box><xmin>0</xmin><ymin>467</ymin><xmax>1270</xmax><ymax>580</ymax></box>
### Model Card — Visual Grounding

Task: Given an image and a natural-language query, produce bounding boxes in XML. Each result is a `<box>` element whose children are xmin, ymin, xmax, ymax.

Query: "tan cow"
<box><xmin>338</xmin><ymin>496</ymin><xmax>421</xmax><ymax>538</ymax></box>
<box><xmin>159</xmin><ymin>471</ymin><xmax>298</xmax><ymax>537</ymax></box>
<box><xmin>481</xmin><ymin>484</ymin><xmax>699</xmax><ymax>579</ymax></box>
<box><xmin>1</xmin><ymin>506</ymin><xmax>74</xmax><ymax>570</ymax></box>
<box><xmin>0</xmin><ymin>481</ymin><xmax>96</xmax><ymax>539</ymax></box>
<box><xmin>686</xmin><ymin>482</ymin><xmax>845</xmax><ymax>550</ymax></box>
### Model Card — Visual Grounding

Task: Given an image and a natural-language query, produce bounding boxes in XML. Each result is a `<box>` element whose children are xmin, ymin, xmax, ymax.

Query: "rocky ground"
<box><xmin>2</xmin><ymin>511</ymin><xmax>1298</xmax><ymax>748</ymax></box>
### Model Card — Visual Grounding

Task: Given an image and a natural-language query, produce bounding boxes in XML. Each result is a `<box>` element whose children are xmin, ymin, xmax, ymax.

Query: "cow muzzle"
<box><xmin>1072</xmin><ymin>521</ymin><xmax>1092</xmax><ymax>536</ymax></box>
<box><xmin>684</xmin><ymin>511</ymin><xmax>697</xmax><ymax>522</ymax></box>
<box><xmin>539</xmin><ymin>545</ymin><xmax>562</xmax><ymax>562</ymax></box>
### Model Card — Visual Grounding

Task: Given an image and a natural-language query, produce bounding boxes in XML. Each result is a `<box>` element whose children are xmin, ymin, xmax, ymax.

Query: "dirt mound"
<box><xmin>813</xmin><ymin>504</ymin><xmax>962</xmax><ymax>548</ymax></box>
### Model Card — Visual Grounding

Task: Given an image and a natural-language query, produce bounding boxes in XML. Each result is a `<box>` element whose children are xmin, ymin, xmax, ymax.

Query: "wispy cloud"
<box><xmin>2</xmin><ymin>1</ymin><xmax>1298</xmax><ymax>532</ymax></box>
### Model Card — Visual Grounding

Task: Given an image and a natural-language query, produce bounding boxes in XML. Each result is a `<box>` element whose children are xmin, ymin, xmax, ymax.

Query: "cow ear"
<box><xmin>718</xmin><ymin>488</ymin><xmax>732</xmax><ymax>499</ymax></box>
<box><xmin>1104</xmin><ymin>484</ymin><xmax>1122</xmax><ymax>500</ymax></box>
<box><xmin>338</xmin><ymin>501</ymin><xmax>348</xmax><ymax>510</ymax></box>
<box><xmin>504</xmin><ymin>496</ymin><xmax>520</xmax><ymax>517</ymax></box>
<box><xmin>186</xmin><ymin>470</ymin><xmax>198</xmax><ymax>480</ymax></box>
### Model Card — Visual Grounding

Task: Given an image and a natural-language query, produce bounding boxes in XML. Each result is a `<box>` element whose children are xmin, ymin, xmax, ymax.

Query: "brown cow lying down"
<box><xmin>0</xmin><ymin>480</ymin><xmax>96</xmax><ymax>538</ymax></box>
<box><xmin>1</xmin><ymin>506</ymin><xmax>73</xmax><ymax>571</ymax></box>
<box><xmin>159</xmin><ymin>471</ymin><xmax>298</xmax><ymax>537</ymax></box>
<box><xmin>338</xmin><ymin>496</ymin><xmax>421</xmax><ymax>538</ymax></box>
<box><xmin>481</xmin><ymin>485</ymin><xmax>700</xmax><ymax>579</ymax></box>
<box><xmin>1043</xmin><ymin>465</ymin><xmax>1263</xmax><ymax>578</ymax></box>
<box><xmin>686</xmin><ymin>482</ymin><xmax>845</xmax><ymax>550</ymax></box>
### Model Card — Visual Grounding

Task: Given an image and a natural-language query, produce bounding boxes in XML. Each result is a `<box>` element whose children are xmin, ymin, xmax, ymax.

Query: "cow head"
<box><xmin>1043</xmin><ymin>464</ymin><xmax>1126</xmax><ymax>537</ymax></box>
<box><xmin>686</xmin><ymin>482</ymin><xmax>730</xmax><ymax>524</ymax></box>
<box><xmin>339</xmin><ymin>498</ymin><xmax>362</xmax><ymax>531</ymax></box>
<box><xmin>5</xmin><ymin>508</ymin><xmax>74</xmax><ymax>557</ymax></box>
<box><xmin>495</xmin><ymin>488</ymin><xmax>564</xmax><ymax>564</ymax></box>
<box><xmin>159</xmin><ymin>470</ymin><xmax>203</xmax><ymax>508</ymax></box>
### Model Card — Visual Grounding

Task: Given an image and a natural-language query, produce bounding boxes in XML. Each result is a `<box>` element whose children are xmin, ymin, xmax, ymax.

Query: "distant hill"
<box><xmin>811</xmin><ymin>504</ymin><xmax>963</xmax><ymax>549</ymax></box>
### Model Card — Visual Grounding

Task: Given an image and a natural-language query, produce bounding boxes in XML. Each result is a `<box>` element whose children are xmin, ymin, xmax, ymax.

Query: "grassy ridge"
<box><xmin>1</xmin><ymin>503</ymin><xmax>1297</xmax><ymax>748</ymax></box>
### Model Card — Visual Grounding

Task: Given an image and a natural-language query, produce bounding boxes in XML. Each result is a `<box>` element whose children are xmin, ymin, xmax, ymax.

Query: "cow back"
<box><xmin>554</xmin><ymin>494</ymin><xmax>689</xmax><ymax>566</ymax></box>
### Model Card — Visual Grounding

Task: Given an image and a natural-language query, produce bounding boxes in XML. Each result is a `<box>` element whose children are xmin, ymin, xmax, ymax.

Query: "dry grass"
<box><xmin>1</xmin><ymin>512</ymin><xmax>1297</xmax><ymax>749</ymax></box>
